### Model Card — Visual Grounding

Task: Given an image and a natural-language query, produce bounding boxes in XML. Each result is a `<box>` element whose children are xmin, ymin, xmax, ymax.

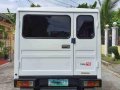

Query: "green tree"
<box><xmin>0</xmin><ymin>8</ymin><xmax>16</xmax><ymax>26</ymax></box>
<box><xmin>111</xmin><ymin>8</ymin><xmax>120</xmax><ymax>35</ymax></box>
<box><xmin>27</xmin><ymin>0</ymin><xmax>40</xmax><ymax>7</ymax></box>
<box><xmin>111</xmin><ymin>9</ymin><xmax>120</xmax><ymax>24</ymax></box>
<box><xmin>100</xmin><ymin>0</ymin><xmax>119</xmax><ymax>33</ymax></box>
<box><xmin>0</xmin><ymin>29</ymin><xmax>5</xmax><ymax>55</ymax></box>
<box><xmin>98</xmin><ymin>0</ymin><xmax>102</xmax><ymax>6</ymax></box>
<box><xmin>6</xmin><ymin>8</ymin><xmax>16</xmax><ymax>25</ymax></box>
<box><xmin>30</xmin><ymin>3</ymin><xmax>40</xmax><ymax>7</ymax></box>
<box><xmin>77</xmin><ymin>1</ymin><xmax>97</xmax><ymax>9</ymax></box>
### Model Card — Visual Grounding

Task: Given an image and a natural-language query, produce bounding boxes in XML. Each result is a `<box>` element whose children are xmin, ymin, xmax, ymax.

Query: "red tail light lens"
<box><xmin>16</xmin><ymin>80</ymin><xmax>34</xmax><ymax>88</ymax></box>
<box><xmin>84</xmin><ymin>80</ymin><xmax>100</xmax><ymax>87</ymax></box>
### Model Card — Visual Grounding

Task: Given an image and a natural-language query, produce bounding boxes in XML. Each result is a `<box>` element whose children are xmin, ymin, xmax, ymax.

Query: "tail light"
<box><xmin>15</xmin><ymin>80</ymin><xmax>34</xmax><ymax>88</ymax></box>
<box><xmin>83</xmin><ymin>80</ymin><xmax>101</xmax><ymax>87</ymax></box>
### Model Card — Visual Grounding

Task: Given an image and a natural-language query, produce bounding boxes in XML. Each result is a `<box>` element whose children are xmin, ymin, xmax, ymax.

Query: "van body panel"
<box><xmin>73</xmin><ymin>13</ymin><xmax>98</xmax><ymax>75</ymax></box>
<box><xmin>17</xmin><ymin>7</ymin><xmax>99</xmax><ymax>13</ymax></box>
<box><xmin>14</xmin><ymin>8</ymin><xmax>102</xmax><ymax>89</ymax></box>
<box><xmin>19</xmin><ymin>12</ymin><xmax>74</xmax><ymax>75</ymax></box>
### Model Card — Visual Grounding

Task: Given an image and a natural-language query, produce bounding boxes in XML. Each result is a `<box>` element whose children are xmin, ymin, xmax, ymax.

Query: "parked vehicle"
<box><xmin>14</xmin><ymin>8</ymin><xmax>102</xmax><ymax>90</ymax></box>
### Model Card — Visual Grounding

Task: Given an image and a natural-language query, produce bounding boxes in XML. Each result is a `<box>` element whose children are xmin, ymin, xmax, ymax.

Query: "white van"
<box><xmin>14</xmin><ymin>8</ymin><xmax>102</xmax><ymax>90</ymax></box>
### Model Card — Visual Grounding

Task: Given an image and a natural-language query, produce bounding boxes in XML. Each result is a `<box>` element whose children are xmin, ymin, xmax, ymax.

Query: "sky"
<box><xmin>0</xmin><ymin>0</ymin><xmax>120</xmax><ymax>13</ymax></box>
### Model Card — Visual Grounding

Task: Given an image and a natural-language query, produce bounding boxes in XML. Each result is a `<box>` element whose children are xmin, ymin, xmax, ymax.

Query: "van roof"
<box><xmin>17</xmin><ymin>7</ymin><xmax>99</xmax><ymax>13</ymax></box>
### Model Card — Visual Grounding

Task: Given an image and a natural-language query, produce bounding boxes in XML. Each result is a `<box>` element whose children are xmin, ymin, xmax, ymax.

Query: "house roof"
<box><xmin>0</xmin><ymin>14</ymin><xmax>14</xmax><ymax>29</ymax></box>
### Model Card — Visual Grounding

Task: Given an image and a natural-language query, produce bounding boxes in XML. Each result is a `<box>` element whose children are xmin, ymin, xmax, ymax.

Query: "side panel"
<box><xmin>74</xmin><ymin>13</ymin><xmax>99</xmax><ymax>75</ymax></box>
<box><xmin>14</xmin><ymin>11</ymin><xmax>20</xmax><ymax>79</ymax></box>
<box><xmin>96</xmin><ymin>11</ymin><xmax>101</xmax><ymax>79</ymax></box>
<box><xmin>19</xmin><ymin>12</ymin><xmax>74</xmax><ymax>76</ymax></box>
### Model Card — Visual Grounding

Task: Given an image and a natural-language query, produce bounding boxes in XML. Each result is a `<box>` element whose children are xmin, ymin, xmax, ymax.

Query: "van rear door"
<box><xmin>19</xmin><ymin>12</ymin><xmax>74</xmax><ymax>76</ymax></box>
<box><xmin>74</xmin><ymin>13</ymin><xmax>98</xmax><ymax>75</ymax></box>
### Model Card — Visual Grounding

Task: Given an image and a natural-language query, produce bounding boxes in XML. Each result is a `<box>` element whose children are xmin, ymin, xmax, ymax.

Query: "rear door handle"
<box><xmin>71</xmin><ymin>38</ymin><xmax>76</xmax><ymax>44</ymax></box>
<box><xmin>62</xmin><ymin>44</ymin><xmax>70</xmax><ymax>49</ymax></box>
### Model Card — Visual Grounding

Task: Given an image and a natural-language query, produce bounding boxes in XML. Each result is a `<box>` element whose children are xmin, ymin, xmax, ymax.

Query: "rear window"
<box><xmin>22</xmin><ymin>15</ymin><xmax>71</xmax><ymax>39</ymax></box>
<box><xmin>76</xmin><ymin>15</ymin><xmax>94</xmax><ymax>39</ymax></box>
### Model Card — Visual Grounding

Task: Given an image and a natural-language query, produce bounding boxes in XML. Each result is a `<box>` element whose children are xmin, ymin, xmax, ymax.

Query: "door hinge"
<box><xmin>71</xmin><ymin>38</ymin><xmax>76</xmax><ymax>44</ymax></box>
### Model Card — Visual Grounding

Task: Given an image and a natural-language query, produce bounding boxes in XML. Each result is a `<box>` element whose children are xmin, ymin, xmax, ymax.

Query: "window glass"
<box><xmin>22</xmin><ymin>15</ymin><xmax>71</xmax><ymax>39</ymax></box>
<box><xmin>77</xmin><ymin>15</ymin><xmax>94</xmax><ymax>39</ymax></box>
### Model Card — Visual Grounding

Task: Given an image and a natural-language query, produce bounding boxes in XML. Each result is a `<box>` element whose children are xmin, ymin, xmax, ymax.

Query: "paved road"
<box><xmin>102</xmin><ymin>66</ymin><xmax>120</xmax><ymax>90</ymax></box>
<box><xmin>0</xmin><ymin>63</ymin><xmax>19</xmax><ymax>90</ymax></box>
<box><xmin>0</xmin><ymin>63</ymin><xmax>120</xmax><ymax>90</ymax></box>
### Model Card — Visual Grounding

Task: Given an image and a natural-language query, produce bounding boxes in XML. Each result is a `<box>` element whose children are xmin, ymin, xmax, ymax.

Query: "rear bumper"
<box><xmin>14</xmin><ymin>75</ymin><xmax>102</xmax><ymax>89</ymax></box>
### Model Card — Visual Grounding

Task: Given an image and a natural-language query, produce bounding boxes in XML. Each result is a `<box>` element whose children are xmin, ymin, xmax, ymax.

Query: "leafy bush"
<box><xmin>108</xmin><ymin>46</ymin><xmax>120</xmax><ymax>60</ymax></box>
<box><xmin>0</xmin><ymin>52</ymin><xmax>4</xmax><ymax>58</ymax></box>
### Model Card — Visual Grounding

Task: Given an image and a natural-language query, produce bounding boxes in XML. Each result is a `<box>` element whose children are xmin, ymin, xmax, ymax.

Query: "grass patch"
<box><xmin>101</xmin><ymin>45</ymin><xmax>120</xmax><ymax>64</ymax></box>
<box><xmin>101</xmin><ymin>45</ymin><xmax>120</xmax><ymax>54</ymax></box>
<box><xmin>102</xmin><ymin>54</ymin><xmax>120</xmax><ymax>64</ymax></box>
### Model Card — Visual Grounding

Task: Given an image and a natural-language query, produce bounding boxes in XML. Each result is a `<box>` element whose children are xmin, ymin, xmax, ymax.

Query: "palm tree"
<box><xmin>117</xmin><ymin>8</ymin><xmax>120</xmax><ymax>18</ymax></box>
<box><xmin>100</xmin><ymin>0</ymin><xmax>119</xmax><ymax>33</ymax></box>
<box><xmin>98</xmin><ymin>0</ymin><xmax>102</xmax><ymax>6</ymax></box>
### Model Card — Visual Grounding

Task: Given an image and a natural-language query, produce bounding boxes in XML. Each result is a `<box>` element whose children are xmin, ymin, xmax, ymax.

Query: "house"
<box><xmin>0</xmin><ymin>13</ymin><xmax>14</xmax><ymax>61</ymax></box>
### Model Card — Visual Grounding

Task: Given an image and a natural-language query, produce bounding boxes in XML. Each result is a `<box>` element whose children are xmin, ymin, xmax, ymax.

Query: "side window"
<box><xmin>76</xmin><ymin>15</ymin><xmax>94</xmax><ymax>39</ymax></box>
<box><xmin>22</xmin><ymin>15</ymin><xmax>71</xmax><ymax>39</ymax></box>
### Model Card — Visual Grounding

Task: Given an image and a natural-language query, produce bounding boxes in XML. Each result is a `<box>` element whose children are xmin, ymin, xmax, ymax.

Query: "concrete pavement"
<box><xmin>0</xmin><ymin>62</ymin><xmax>19</xmax><ymax>90</ymax></box>
<box><xmin>0</xmin><ymin>63</ymin><xmax>120</xmax><ymax>90</ymax></box>
<box><xmin>102</xmin><ymin>60</ymin><xmax>120</xmax><ymax>76</ymax></box>
<box><xmin>102</xmin><ymin>65</ymin><xmax>120</xmax><ymax>90</ymax></box>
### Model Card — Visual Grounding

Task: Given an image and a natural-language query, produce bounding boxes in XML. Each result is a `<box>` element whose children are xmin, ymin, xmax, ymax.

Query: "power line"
<box><xmin>27</xmin><ymin>0</ymin><xmax>77</xmax><ymax>7</ymax></box>
<box><xmin>27</xmin><ymin>0</ymin><xmax>41</xmax><ymax>6</ymax></box>
<box><xmin>70</xmin><ymin>0</ymin><xmax>79</xmax><ymax>5</ymax></box>
<box><xmin>54</xmin><ymin>0</ymin><xmax>76</xmax><ymax>7</ymax></box>
<box><xmin>27</xmin><ymin>0</ymin><xmax>34</xmax><ymax>4</ymax></box>
<box><xmin>16</xmin><ymin>0</ymin><xmax>28</xmax><ymax>7</ymax></box>
<box><xmin>45</xmin><ymin>0</ymin><xmax>69</xmax><ymax>7</ymax></box>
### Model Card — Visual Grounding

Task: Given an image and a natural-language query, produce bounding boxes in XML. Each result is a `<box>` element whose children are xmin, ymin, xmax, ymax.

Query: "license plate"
<box><xmin>48</xmin><ymin>79</ymin><xmax>68</xmax><ymax>86</ymax></box>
